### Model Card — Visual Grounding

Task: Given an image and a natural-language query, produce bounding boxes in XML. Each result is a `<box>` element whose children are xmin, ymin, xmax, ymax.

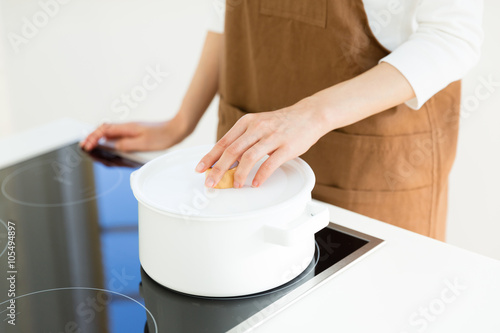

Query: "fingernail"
<box><xmin>84</xmin><ymin>143</ymin><xmax>91</xmax><ymax>151</ymax></box>
<box><xmin>79</xmin><ymin>141</ymin><xmax>84</xmax><ymax>147</ymax></box>
<box><xmin>252</xmin><ymin>180</ymin><xmax>259</xmax><ymax>188</ymax></box>
<box><xmin>195</xmin><ymin>162</ymin><xmax>205</xmax><ymax>173</ymax></box>
<box><xmin>205</xmin><ymin>177</ymin><xmax>215</xmax><ymax>188</ymax></box>
<box><xmin>233</xmin><ymin>182</ymin><xmax>240</xmax><ymax>189</ymax></box>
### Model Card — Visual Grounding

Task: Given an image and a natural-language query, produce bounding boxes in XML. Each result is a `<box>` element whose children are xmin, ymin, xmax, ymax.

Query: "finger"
<box><xmin>195</xmin><ymin>115</ymin><xmax>251</xmax><ymax>173</ymax></box>
<box><xmin>234</xmin><ymin>139</ymin><xmax>277</xmax><ymax>188</ymax></box>
<box><xmin>82</xmin><ymin>123</ymin><xmax>111</xmax><ymax>151</ymax></box>
<box><xmin>252</xmin><ymin>146</ymin><xmax>291</xmax><ymax>187</ymax></box>
<box><xmin>82</xmin><ymin>123</ymin><xmax>139</xmax><ymax>151</ymax></box>
<box><xmin>206</xmin><ymin>133</ymin><xmax>260</xmax><ymax>188</ymax></box>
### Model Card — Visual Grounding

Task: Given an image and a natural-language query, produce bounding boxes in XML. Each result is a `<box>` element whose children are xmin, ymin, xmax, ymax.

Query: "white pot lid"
<box><xmin>130</xmin><ymin>145</ymin><xmax>315</xmax><ymax>219</ymax></box>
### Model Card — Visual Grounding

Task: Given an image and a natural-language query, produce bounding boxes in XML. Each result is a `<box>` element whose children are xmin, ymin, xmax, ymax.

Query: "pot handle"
<box><xmin>263</xmin><ymin>201</ymin><xmax>330</xmax><ymax>246</ymax></box>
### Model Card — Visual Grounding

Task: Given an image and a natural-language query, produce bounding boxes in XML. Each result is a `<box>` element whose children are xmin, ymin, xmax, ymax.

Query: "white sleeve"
<box><xmin>380</xmin><ymin>0</ymin><xmax>483</xmax><ymax>110</ymax></box>
<box><xmin>208</xmin><ymin>0</ymin><xmax>225</xmax><ymax>33</ymax></box>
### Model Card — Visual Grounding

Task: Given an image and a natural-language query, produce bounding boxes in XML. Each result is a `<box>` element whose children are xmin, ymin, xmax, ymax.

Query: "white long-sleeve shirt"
<box><xmin>208</xmin><ymin>0</ymin><xmax>483</xmax><ymax>109</ymax></box>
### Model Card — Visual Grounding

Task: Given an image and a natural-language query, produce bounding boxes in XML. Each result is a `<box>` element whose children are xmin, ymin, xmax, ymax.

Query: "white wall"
<box><xmin>446</xmin><ymin>1</ymin><xmax>500</xmax><ymax>259</ymax></box>
<box><xmin>0</xmin><ymin>0</ymin><xmax>219</xmax><ymax>149</ymax></box>
<box><xmin>1</xmin><ymin>0</ymin><xmax>499</xmax><ymax>259</ymax></box>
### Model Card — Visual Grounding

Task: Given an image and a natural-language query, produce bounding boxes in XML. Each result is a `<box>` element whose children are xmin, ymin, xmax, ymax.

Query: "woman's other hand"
<box><xmin>80</xmin><ymin>118</ymin><xmax>189</xmax><ymax>152</ymax></box>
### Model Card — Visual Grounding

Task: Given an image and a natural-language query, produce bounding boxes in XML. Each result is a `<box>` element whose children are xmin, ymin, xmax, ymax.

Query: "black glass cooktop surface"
<box><xmin>0</xmin><ymin>142</ymin><xmax>383</xmax><ymax>333</ymax></box>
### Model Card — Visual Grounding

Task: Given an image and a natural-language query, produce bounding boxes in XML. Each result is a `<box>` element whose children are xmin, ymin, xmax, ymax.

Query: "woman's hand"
<box><xmin>195</xmin><ymin>97</ymin><xmax>331</xmax><ymax>188</ymax></box>
<box><xmin>80</xmin><ymin>118</ymin><xmax>189</xmax><ymax>152</ymax></box>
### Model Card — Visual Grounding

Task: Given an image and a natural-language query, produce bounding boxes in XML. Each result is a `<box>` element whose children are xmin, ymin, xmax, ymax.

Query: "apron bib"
<box><xmin>217</xmin><ymin>0</ymin><xmax>461</xmax><ymax>241</ymax></box>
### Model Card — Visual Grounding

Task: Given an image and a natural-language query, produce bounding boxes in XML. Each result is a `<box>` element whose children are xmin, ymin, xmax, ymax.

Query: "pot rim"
<box><xmin>130</xmin><ymin>145</ymin><xmax>316</xmax><ymax>221</ymax></box>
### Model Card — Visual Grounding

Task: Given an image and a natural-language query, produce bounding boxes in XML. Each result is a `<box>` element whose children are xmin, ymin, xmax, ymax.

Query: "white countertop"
<box><xmin>2</xmin><ymin>119</ymin><xmax>499</xmax><ymax>333</ymax></box>
<box><xmin>252</xmin><ymin>207</ymin><xmax>500</xmax><ymax>333</ymax></box>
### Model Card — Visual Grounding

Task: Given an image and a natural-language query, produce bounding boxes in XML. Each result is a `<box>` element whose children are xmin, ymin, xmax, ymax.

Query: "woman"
<box><xmin>81</xmin><ymin>0</ymin><xmax>483</xmax><ymax>241</ymax></box>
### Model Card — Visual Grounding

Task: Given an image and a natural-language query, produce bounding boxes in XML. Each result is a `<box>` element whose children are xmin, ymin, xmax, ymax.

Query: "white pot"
<box><xmin>130</xmin><ymin>145</ymin><xmax>329</xmax><ymax>297</ymax></box>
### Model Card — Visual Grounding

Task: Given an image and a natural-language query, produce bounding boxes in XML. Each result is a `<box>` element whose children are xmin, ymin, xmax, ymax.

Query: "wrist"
<box><xmin>306</xmin><ymin>80</ymin><xmax>366</xmax><ymax>133</ymax></box>
<box><xmin>296</xmin><ymin>94</ymin><xmax>339</xmax><ymax>135</ymax></box>
<box><xmin>155</xmin><ymin>115</ymin><xmax>190</xmax><ymax>149</ymax></box>
<box><xmin>169</xmin><ymin>112</ymin><xmax>192</xmax><ymax>136</ymax></box>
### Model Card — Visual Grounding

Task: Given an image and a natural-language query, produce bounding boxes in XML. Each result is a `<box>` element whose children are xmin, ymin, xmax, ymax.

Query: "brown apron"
<box><xmin>217</xmin><ymin>0</ymin><xmax>460</xmax><ymax>241</ymax></box>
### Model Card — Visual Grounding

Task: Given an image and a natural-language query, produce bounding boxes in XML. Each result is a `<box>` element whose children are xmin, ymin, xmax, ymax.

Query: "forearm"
<box><xmin>307</xmin><ymin>62</ymin><xmax>416</xmax><ymax>135</ymax></box>
<box><xmin>174</xmin><ymin>31</ymin><xmax>222</xmax><ymax>133</ymax></box>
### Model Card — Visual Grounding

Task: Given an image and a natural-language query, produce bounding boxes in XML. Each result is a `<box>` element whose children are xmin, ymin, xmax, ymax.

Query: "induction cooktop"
<box><xmin>0</xmin><ymin>142</ymin><xmax>383</xmax><ymax>333</ymax></box>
